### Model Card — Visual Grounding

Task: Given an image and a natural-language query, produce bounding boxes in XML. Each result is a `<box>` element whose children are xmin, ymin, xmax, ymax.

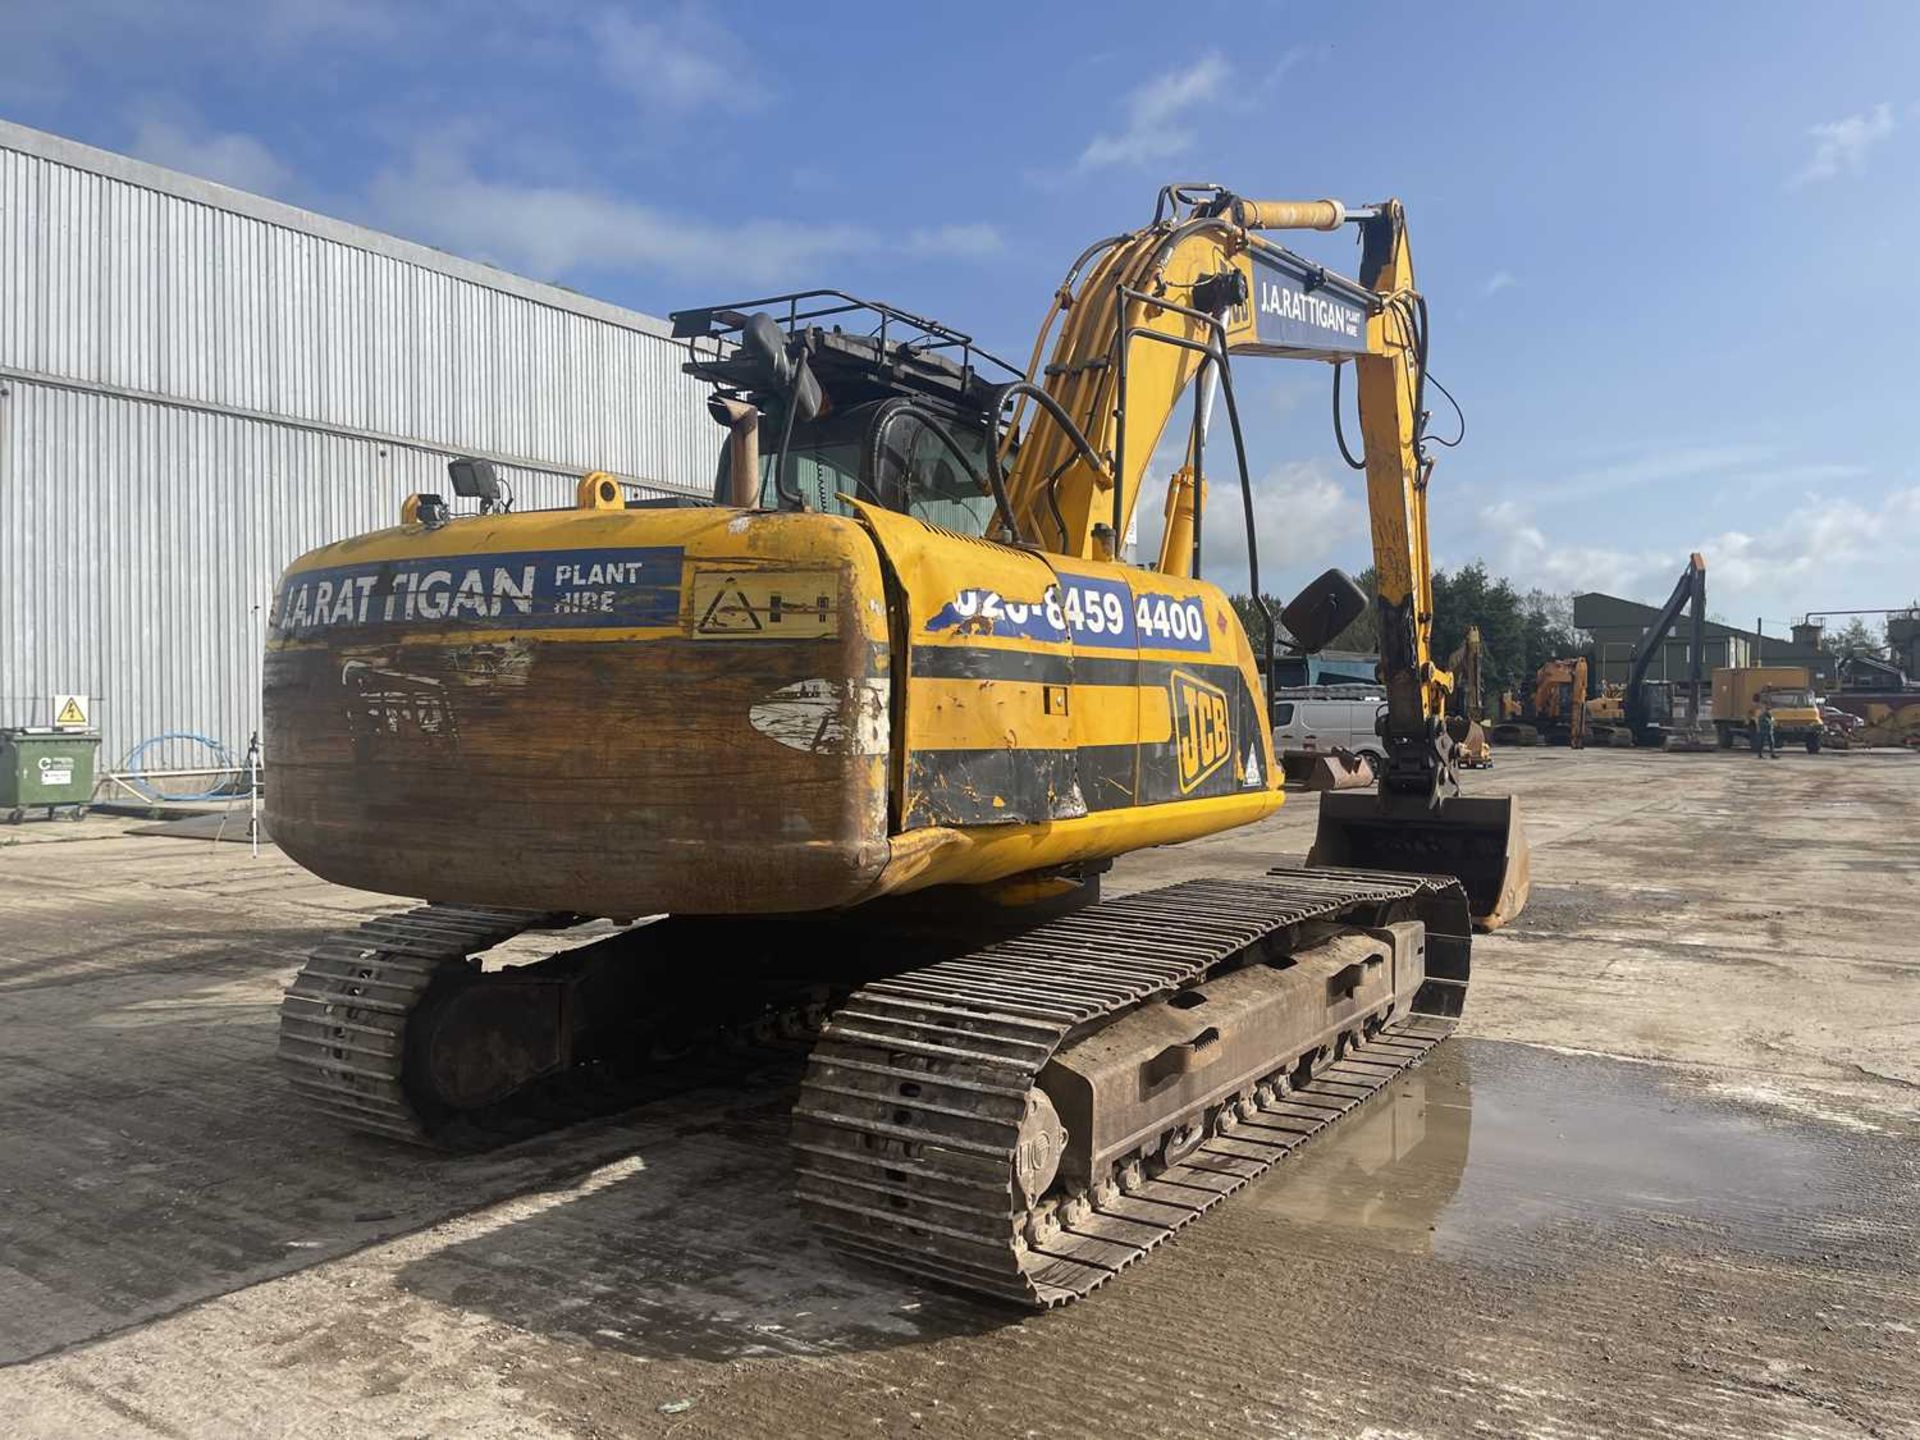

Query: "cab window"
<box><xmin>719</xmin><ymin>399</ymin><xmax>999</xmax><ymax>537</ymax></box>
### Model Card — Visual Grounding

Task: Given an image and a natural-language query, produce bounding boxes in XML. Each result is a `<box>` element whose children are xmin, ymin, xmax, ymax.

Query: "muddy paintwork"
<box><xmin>854</xmin><ymin>501</ymin><xmax>1277</xmax><ymax>835</ymax></box>
<box><xmin>264</xmin><ymin>499</ymin><xmax>1281</xmax><ymax>919</ymax></box>
<box><xmin>266</xmin><ymin>507</ymin><xmax>893</xmax><ymax>916</ymax></box>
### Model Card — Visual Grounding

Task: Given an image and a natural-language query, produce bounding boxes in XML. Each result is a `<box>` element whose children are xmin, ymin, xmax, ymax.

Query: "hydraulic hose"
<box><xmin>116</xmin><ymin>732</ymin><xmax>240</xmax><ymax>802</ymax></box>
<box><xmin>987</xmin><ymin>380</ymin><xmax>1109</xmax><ymax>548</ymax></box>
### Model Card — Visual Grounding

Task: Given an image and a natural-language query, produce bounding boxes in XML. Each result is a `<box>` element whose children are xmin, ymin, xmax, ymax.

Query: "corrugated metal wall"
<box><xmin>0</xmin><ymin>125</ymin><xmax>717</xmax><ymax>763</ymax></box>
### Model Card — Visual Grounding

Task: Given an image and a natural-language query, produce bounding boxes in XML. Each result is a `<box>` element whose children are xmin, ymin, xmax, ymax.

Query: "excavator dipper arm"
<box><xmin>1624</xmin><ymin>553</ymin><xmax>1708</xmax><ymax>739</ymax></box>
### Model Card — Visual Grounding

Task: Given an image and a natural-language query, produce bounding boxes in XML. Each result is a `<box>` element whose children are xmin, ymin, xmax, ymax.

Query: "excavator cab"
<box><xmin>679</xmin><ymin>292</ymin><xmax>1015</xmax><ymax>537</ymax></box>
<box><xmin>718</xmin><ymin>396</ymin><xmax>999</xmax><ymax>533</ymax></box>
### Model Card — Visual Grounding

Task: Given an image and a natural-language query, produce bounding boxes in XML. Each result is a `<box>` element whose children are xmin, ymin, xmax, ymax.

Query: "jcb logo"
<box><xmin>1172</xmin><ymin>670</ymin><xmax>1232</xmax><ymax>792</ymax></box>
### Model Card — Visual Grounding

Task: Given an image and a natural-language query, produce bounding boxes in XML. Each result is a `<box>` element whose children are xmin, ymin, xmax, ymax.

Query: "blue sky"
<box><xmin>8</xmin><ymin>0</ymin><xmax>1919</xmax><ymax>634</ymax></box>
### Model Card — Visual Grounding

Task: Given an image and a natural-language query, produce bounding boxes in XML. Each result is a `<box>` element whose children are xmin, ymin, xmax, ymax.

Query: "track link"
<box><xmin>791</xmin><ymin>866</ymin><xmax>1469</xmax><ymax>1308</ymax></box>
<box><xmin>278</xmin><ymin>904</ymin><xmax>551</xmax><ymax>1143</ymax></box>
<box><xmin>279</xmin><ymin>905</ymin><xmax>842</xmax><ymax>1146</ymax></box>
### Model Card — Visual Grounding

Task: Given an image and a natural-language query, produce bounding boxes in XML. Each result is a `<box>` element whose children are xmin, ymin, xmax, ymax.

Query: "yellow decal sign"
<box><xmin>1172</xmin><ymin>670</ymin><xmax>1231</xmax><ymax>792</ymax></box>
<box><xmin>691</xmin><ymin>570</ymin><xmax>839</xmax><ymax>639</ymax></box>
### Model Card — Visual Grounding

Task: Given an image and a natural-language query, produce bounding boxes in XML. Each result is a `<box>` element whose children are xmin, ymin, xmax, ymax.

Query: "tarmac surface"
<box><xmin>2</xmin><ymin>748</ymin><xmax>1916</xmax><ymax>1438</ymax></box>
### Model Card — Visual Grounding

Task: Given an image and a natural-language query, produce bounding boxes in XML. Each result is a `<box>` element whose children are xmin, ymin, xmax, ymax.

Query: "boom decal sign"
<box><xmin>271</xmin><ymin>547</ymin><xmax>684</xmax><ymax>639</ymax></box>
<box><xmin>1248</xmin><ymin>261</ymin><xmax>1368</xmax><ymax>355</ymax></box>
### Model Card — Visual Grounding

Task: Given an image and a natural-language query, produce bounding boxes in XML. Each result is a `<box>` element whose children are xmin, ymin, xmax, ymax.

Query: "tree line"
<box><xmin>1817</xmin><ymin>608</ymin><xmax>1917</xmax><ymax>658</ymax></box>
<box><xmin>1231</xmin><ymin>562</ymin><xmax>1583</xmax><ymax>696</ymax></box>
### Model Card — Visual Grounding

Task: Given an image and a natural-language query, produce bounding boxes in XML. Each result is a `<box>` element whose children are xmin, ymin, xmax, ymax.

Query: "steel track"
<box><xmin>278</xmin><ymin>906</ymin><xmax>822</xmax><ymax>1146</ymax></box>
<box><xmin>791</xmin><ymin>867</ymin><xmax>1467</xmax><ymax>1308</ymax></box>
<box><xmin>278</xmin><ymin>904</ymin><xmax>545</xmax><ymax>1143</ymax></box>
<box><xmin>280</xmin><ymin>868</ymin><xmax>1469</xmax><ymax>1310</ymax></box>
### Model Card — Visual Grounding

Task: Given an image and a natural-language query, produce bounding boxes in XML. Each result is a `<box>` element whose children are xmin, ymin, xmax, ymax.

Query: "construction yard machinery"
<box><xmin>1445</xmin><ymin>625</ymin><xmax>1493</xmax><ymax>767</ymax></box>
<box><xmin>1588</xmin><ymin>554</ymin><xmax>1710</xmax><ymax>749</ymax></box>
<box><xmin>1582</xmin><ymin>685</ymin><xmax>1635</xmax><ymax>747</ymax></box>
<box><xmin>1713</xmin><ymin>667</ymin><xmax>1827</xmax><ymax>752</ymax></box>
<box><xmin>1828</xmin><ymin>654</ymin><xmax>1920</xmax><ymax>747</ymax></box>
<box><xmin>265</xmin><ymin>186</ymin><xmax>1528</xmax><ymax>1307</ymax></box>
<box><xmin>1492</xmin><ymin>656</ymin><xmax>1589</xmax><ymax>748</ymax></box>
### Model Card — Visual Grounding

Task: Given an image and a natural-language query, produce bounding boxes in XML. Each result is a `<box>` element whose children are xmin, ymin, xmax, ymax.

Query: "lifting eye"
<box><xmin>1168</xmin><ymin>989</ymin><xmax>1208</xmax><ymax>1010</ymax></box>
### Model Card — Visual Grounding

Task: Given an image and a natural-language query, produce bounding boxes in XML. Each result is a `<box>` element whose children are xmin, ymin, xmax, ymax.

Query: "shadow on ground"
<box><xmin>0</xmin><ymin>920</ymin><xmax>829</xmax><ymax>1364</ymax></box>
<box><xmin>393</xmin><ymin>1083</ymin><xmax>1003</xmax><ymax>1362</ymax></box>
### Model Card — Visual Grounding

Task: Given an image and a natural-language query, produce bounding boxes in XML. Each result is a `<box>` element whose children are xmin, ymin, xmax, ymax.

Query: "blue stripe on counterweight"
<box><xmin>271</xmin><ymin>547</ymin><xmax>683</xmax><ymax>638</ymax></box>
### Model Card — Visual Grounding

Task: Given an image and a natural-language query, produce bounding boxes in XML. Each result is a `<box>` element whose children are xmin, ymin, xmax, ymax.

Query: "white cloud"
<box><xmin>1477</xmin><ymin>499</ymin><xmax>1655</xmax><ymax>596</ymax></box>
<box><xmin>364</xmin><ymin>141</ymin><xmax>997</xmax><ymax>287</ymax></box>
<box><xmin>1790</xmin><ymin>103</ymin><xmax>1895</xmax><ymax>186</ymax></box>
<box><xmin>1079</xmin><ymin>54</ymin><xmax>1230</xmax><ymax>170</ymax></box>
<box><xmin>1</xmin><ymin>0</ymin><xmax>404</xmax><ymax>103</ymax></box>
<box><xmin>1474</xmin><ymin>486</ymin><xmax>1920</xmax><ymax>623</ymax></box>
<box><xmin>252</xmin><ymin>0</ymin><xmax>402</xmax><ymax>48</ymax></box>
<box><xmin>1544</xmin><ymin>443</ymin><xmax>1775</xmax><ymax>505</ymax></box>
<box><xmin>1194</xmin><ymin>459</ymin><xmax>1369</xmax><ymax>596</ymax></box>
<box><xmin>591</xmin><ymin>6</ymin><xmax>761</xmax><ymax>113</ymax></box>
<box><xmin>905</xmin><ymin>223</ymin><xmax>1005</xmax><ymax>259</ymax></box>
<box><xmin>1263</xmin><ymin>47</ymin><xmax>1309</xmax><ymax>88</ymax></box>
<box><xmin>129</xmin><ymin>115</ymin><xmax>293</xmax><ymax>197</ymax></box>
<box><xmin>1482</xmin><ymin>270</ymin><xmax>1517</xmax><ymax>297</ymax></box>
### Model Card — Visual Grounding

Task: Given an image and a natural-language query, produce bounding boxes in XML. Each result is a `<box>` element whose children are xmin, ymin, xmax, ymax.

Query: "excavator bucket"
<box><xmin>1303</xmin><ymin>750</ymin><xmax>1374</xmax><ymax>791</ymax></box>
<box><xmin>1309</xmin><ymin>790</ymin><xmax>1531</xmax><ymax>932</ymax></box>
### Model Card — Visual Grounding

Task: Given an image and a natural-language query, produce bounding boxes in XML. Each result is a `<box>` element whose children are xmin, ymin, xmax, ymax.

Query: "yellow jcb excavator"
<box><xmin>1446</xmin><ymin>624</ymin><xmax>1493</xmax><ymax>767</ymax></box>
<box><xmin>1493</xmin><ymin>655</ymin><xmax>1590</xmax><ymax>748</ymax></box>
<box><xmin>265</xmin><ymin>185</ymin><xmax>1528</xmax><ymax>1307</ymax></box>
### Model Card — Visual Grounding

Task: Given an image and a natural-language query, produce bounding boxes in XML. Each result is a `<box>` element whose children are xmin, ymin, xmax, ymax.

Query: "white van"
<box><xmin>1271</xmin><ymin>687</ymin><xmax>1389</xmax><ymax>770</ymax></box>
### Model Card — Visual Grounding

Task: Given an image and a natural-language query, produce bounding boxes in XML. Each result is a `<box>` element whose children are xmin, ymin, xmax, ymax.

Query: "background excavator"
<box><xmin>1446</xmin><ymin>624</ymin><xmax>1493</xmax><ymax>767</ymax></box>
<box><xmin>264</xmin><ymin>185</ymin><xmax>1529</xmax><ymax>1308</ymax></box>
<box><xmin>1492</xmin><ymin>655</ymin><xmax>1590</xmax><ymax>748</ymax></box>
<box><xmin>1622</xmin><ymin>553</ymin><xmax>1710</xmax><ymax>750</ymax></box>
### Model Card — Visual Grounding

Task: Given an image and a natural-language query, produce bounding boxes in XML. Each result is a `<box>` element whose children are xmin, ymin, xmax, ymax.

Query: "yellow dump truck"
<box><xmin>1712</xmin><ymin>666</ymin><xmax>1826</xmax><ymax>752</ymax></box>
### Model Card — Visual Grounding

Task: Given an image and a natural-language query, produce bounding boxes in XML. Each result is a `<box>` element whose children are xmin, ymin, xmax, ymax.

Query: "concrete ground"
<box><xmin>1</xmin><ymin>748</ymin><xmax>1916</xmax><ymax>1439</ymax></box>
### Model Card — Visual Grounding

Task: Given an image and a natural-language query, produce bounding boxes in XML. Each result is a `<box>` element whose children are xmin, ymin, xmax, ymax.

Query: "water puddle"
<box><xmin>1242</xmin><ymin>1039</ymin><xmax>1852</xmax><ymax>1266</ymax></box>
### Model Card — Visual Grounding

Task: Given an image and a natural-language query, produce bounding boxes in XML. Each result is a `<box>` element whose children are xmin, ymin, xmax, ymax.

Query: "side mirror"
<box><xmin>1281</xmin><ymin>567</ymin><xmax>1367</xmax><ymax>654</ymax></box>
<box><xmin>741</xmin><ymin>312</ymin><xmax>823</xmax><ymax>423</ymax></box>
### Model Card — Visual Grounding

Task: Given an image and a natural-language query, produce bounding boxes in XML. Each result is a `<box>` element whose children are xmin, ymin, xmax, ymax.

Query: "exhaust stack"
<box><xmin>708</xmin><ymin>396</ymin><xmax>762</xmax><ymax>508</ymax></box>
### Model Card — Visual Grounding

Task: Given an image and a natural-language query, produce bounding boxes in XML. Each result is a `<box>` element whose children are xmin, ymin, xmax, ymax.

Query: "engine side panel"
<box><xmin>852</xmin><ymin>502</ymin><xmax>1279</xmax><ymax>894</ymax></box>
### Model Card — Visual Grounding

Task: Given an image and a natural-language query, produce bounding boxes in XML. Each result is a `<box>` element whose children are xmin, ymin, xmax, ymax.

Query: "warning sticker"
<box><xmin>691</xmin><ymin>570</ymin><xmax>838</xmax><ymax>640</ymax></box>
<box><xmin>52</xmin><ymin>693</ymin><xmax>90</xmax><ymax>729</ymax></box>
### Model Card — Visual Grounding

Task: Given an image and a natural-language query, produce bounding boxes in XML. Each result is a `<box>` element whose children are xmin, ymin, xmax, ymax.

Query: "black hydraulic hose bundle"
<box><xmin>984</xmin><ymin>380</ymin><xmax>1108</xmax><ymax>550</ymax></box>
<box><xmin>1334</xmin><ymin>291</ymin><xmax>1464</xmax><ymax>474</ymax></box>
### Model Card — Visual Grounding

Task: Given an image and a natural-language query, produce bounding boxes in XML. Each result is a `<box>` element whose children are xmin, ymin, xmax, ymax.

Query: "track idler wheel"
<box><xmin>408</xmin><ymin>969</ymin><xmax>574</xmax><ymax>1115</ymax></box>
<box><xmin>1014</xmin><ymin>1090</ymin><xmax>1068</xmax><ymax>1206</ymax></box>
